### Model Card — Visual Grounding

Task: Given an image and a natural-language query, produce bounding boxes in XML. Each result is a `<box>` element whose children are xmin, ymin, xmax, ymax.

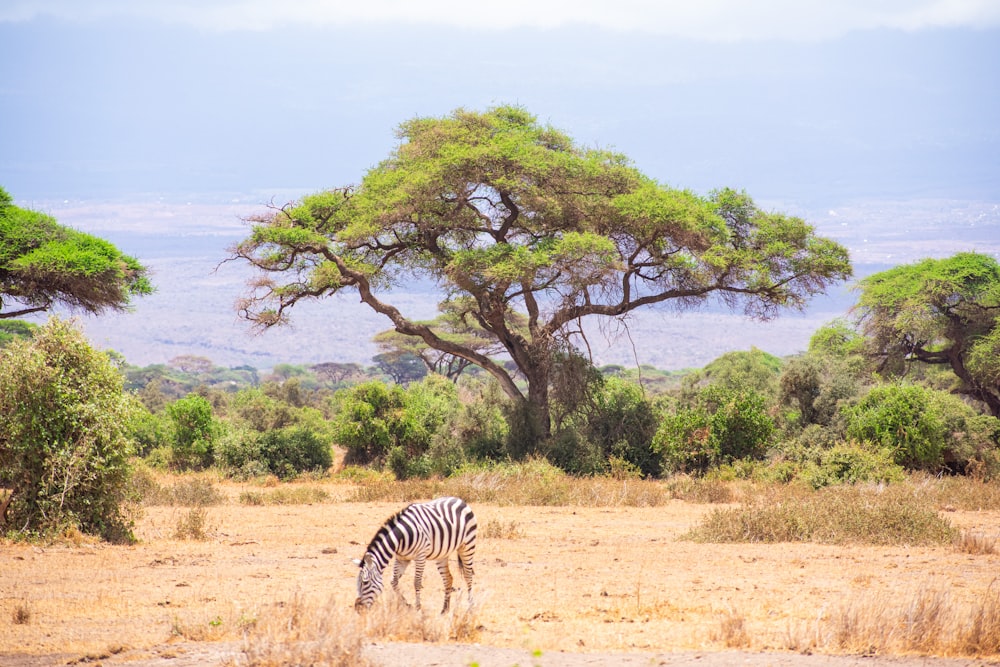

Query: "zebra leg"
<box><xmin>391</xmin><ymin>559</ymin><xmax>410</xmax><ymax>605</ymax></box>
<box><xmin>412</xmin><ymin>557</ymin><xmax>426</xmax><ymax>610</ymax></box>
<box><xmin>436</xmin><ymin>558</ymin><xmax>454</xmax><ymax>614</ymax></box>
<box><xmin>458</xmin><ymin>548</ymin><xmax>475</xmax><ymax>607</ymax></box>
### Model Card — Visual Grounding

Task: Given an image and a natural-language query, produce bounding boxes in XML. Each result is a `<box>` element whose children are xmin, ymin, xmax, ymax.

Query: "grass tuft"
<box><xmin>174</xmin><ymin>506</ymin><xmax>213</xmax><ymax>540</ymax></box>
<box><xmin>12</xmin><ymin>600</ymin><xmax>31</xmax><ymax>625</ymax></box>
<box><xmin>239</xmin><ymin>486</ymin><xmax>329</xmax><ymax>506</ymax></box>
<box><xmin>685</xmin><ymin>484</ymin><xmax>957</xmax><ymax>545</ymax></box>
<box><xmin>955</xmin><ymin>530</ymin><xmax>997</xmax><ymax>555</ymax></box>
<box><xmin>482</xmin><ymin>518</ymin><xmax>524</xmax><ymax>539</ymax></box>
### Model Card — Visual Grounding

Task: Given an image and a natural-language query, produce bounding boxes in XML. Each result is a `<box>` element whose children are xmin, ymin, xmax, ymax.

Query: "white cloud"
<box><xmin>2</xmin><ymin>0</ymin><xmax>999</xmax><ymax>40</ymax></box>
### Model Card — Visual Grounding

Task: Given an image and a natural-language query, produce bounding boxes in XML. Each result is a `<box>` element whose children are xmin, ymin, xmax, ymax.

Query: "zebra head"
<box><xmin>353</xmin><ymin>553</ymin><xmax>383</xmax><ymax>611</ymax></box>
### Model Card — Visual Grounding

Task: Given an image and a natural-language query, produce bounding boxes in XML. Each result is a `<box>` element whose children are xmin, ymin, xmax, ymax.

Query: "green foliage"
<box><xmin>215</xmin><ymin>426</ymin><xmax>332</xmax><ymax>480</ymax></box>
<box><xmin>798</xmin><ymin>442</ymin><xmax>906</xmax><ymax>489</ymax></box>
<box><xmin>924</xmin><ymin>390</ymin><xmax>1000</xmax><ymax>475</ymax></box>
<box><xmin>856</xmin><ymin>252</ymin><xmax>1000</xmax><ymax>416</ymax></box>
<box><xmin>585</xmin><ymin>377</ymin><xmax>661</xmax><ymax>476</ymax></box>
<box><xmin>808</xmin><ymin>318</ymin><xmax>864</xmax><ymax>358</ymax></box>
<box><xmin>332</xmin><ymin>375</ymin><xmax>460</xmax><ymax>475</ymax></box>
<box><xmin>0</xmin><ymin>186</ymin><xmax>152</xmax><ymax>319</ymax></box>
<box><xmin>332</xmin><ymin>380</ymin><xmax>406</xmax><ymax>464</ymax></box>
<box><xmin>128</xmin><ymin>407</ymin><xmax>172</xmax><ymax>457</ymax></box>
<box><xmin>842</xmin><ymin>382</ymin><xmax>949</xmax><ymax>471</ymax></box>
<box><xmin>779</xmin><ymin>353</ymin><xmax>860</xmax><ymax>429</ymax></box>
<box><xmin>234</xmin><ymin>106</ymin><xmax>851</xmax><ymax>449</ymax></box>
<box><xmin>656</xmin><ymin>384</ymin><xmax>774</xmax><ymax>475</ymax></box>
<box><xmin>0</xmin><ymin>318</ymin><xmax>138</xmax><ymax>542</ymax></box>
<box><xmin>681</xmin><ymin>348</ymin><xmax>783</xmax><ymax>401</ymax></box>
<box><xmin>0</xmin><ymin>319</ymin><xmax>38</xmax><ymax>346</ymax></box>
<box><xmin>165</xmin><ymin>394</ymin><xmax>218</xmax><ymax>470</ymax></box>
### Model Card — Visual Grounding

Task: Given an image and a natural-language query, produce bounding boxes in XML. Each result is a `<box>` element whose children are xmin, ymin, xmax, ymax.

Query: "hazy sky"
<box><xmin>2</xmin><ymin>1</ymin><xmax>998</xmax><ymax>206</ymax></box>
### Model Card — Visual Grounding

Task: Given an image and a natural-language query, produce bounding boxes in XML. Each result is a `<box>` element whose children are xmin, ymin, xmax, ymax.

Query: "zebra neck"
<box><xmin>365</xmin><ymin>520</ymin><xmax>405</xmax><ymax>569</ymax></box>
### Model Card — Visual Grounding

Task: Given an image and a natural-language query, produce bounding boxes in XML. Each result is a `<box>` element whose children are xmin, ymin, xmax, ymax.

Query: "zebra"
<box><xmin>353</xmin><ymin>496</ymin><xmax>476</xmax><ymax>614</ymax></box>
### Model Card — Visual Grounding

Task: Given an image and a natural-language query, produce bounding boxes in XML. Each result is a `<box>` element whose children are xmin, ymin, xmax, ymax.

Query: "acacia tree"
<box><xmin>373</xmin><ymin>304</ymin><xmax>510</xmax><ymax>380</ymax></box>
<box><xmin>0</xmin><ymin>186</ymin><xmax>152</xmax><ymax>319</ymax></box>
<box><xmin>855</xmin><ymin>252</ymin><xmax>1000</xmax><ymax>416</ymax></box>
<box><xmin>233</xmin><ymin>106</ymin><xmax>852</xmax><ymax>445</ymax></box>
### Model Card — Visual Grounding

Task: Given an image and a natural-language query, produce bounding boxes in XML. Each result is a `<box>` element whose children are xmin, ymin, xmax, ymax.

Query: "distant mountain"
<box><xmin>24</xmin><ymin>196</ymin><xmax>1000</xmax><ymax>371</ymax></box>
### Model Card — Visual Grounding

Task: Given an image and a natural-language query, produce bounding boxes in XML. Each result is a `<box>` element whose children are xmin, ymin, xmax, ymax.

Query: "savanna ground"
<box><xmin>2</xmin><ymin>473</ymin><xmax>999</xmax><ymax>667</ymax></box>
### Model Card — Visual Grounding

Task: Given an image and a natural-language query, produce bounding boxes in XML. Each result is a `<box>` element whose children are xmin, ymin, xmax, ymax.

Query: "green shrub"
<box><xmin>129</xmin><ymin>408</ymin><xmax>171</xmax><ymax>457</ymax></box>
<box><xmin>166</xmin><ymin>394</ymin><xmax>218</xmax><ymax>470</ymax></box>
<box><xmin>589</xmin><ymin>377</ymin><xmax>661</xmax><ymax>477</ymax></box>
<box><xmin>547</xmin><ymin>428</ymin><xmax>606</xmax><ymax>476</ymax></box>
<box><xmin>332</xmin><ymin>381</ymin><xmax>407</xmax><ymax>465</ymax></box>
<box><xmin>332</xmin><ymin>376</ymin><xmax>459</xmax><ymax>473</ymax></box>
<box><xmin>0</xmin><ymin>318</ymin><xmax>139</xmax><ymax>542</ymax></box>
<box><xmin>799</xmin><ymin>442</ymin><xmax>906</xmax><ymax>489</ymax></box>
<box><xmin>656</xmin><ymin>385</ymin><xmax>774</xmax><ymax>475</ymax></box>
<box><xmin>843</xmin><ymin>382</ymin><xmax>949</xmax><ymax>471</ymax></box>
<box><xmin>215</xmin><ymin>426</ymin><xmax>332</xmax><ymax>480</ymax></box>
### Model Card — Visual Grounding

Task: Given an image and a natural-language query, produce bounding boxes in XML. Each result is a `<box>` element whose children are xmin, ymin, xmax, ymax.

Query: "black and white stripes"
<box><xmin>354</xmin><ymin>496</ymin><xmax>477</xmax><ymax>613</ymax></box>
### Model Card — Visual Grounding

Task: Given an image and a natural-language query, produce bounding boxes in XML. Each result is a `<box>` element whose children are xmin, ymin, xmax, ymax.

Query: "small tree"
<box><xmin>656</xmin><ymin>384</ymin><xmax>774</xmax><ymax>475</ymax></box>
<box><xmin>166</xmin><ymin>394</ymin><xmax>218</xmax><ymax>470</ymax></box>
<box><xmin>842</xmin><ymin>382</ymin><xmax>946</xmax><ymax>471</ymax></box>
<box><xmin>855</xmin><ymin>252</ymin><xmax>1000</xmax><ymax>416</ymax></box>
<box><xmin>0</xmin><ymin>186</ymin><xmax>152</xmax><ymax>319</ymax></box>
<box><xmin>0</xmin><ymin>318</ymin><xmax>138</xmax><ymax>541</ymax></box>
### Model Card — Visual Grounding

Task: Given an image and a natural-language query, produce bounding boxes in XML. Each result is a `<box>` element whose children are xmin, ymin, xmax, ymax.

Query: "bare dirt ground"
<box><xmin>1</xmin><ymin>482</ymin><xmax>998</xmax><ymax>666</ymax></box>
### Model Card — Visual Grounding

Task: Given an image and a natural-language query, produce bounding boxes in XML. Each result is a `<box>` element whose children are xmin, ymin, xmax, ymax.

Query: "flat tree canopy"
<box><xmin>233</xmin><ymin>106</ymin><xmax>852</xmax><ymax>442</ymax></box>
<box><xmin>0</xmin><ymin>187</ymin><xmax>152</xmax><ymax>319</ymax></box>
<box><xmin>856</xmin><ymin>252</ymin><xmax>1000</xmax><ymax>416</ymax></box>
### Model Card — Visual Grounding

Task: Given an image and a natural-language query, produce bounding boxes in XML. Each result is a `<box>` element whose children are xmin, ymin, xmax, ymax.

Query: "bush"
<box><xmin>129</xmin><ymin>407</ymin><xmax>171</xmax><ymax>457</ymax></box>
<box><xmin>843</xmin><ymin>382</ymin><xmax>951</xmax><ymax>471</ymax></box>
<box><xmin>215</xmin><ymin>426</ymin><xmax>332</xmax><ymax>480</ymax></box>
<box><xmin>332</xmin><ymin>376</ymin><xmax>460</xmax><ymax>473</ymax></box>
<box><xmin>0</xmin><ymin>318</ymin><xmax>139</xmax><ymax>542</ymax></box>
<box><xmin>333</xmin><ymin>381</ymin><xmax>406</xmax><ymax>465</ymax></box>
<box><xmin>686</xmin><ymin>484</ymin><xmax>957</xmax><ymax>545</ymax></box>
<box><xmin>799</xmin><ymin>442</ymin><xmax>906</xmax><ymax>489</ymax></box>
<box><xmin>656</xmin><ymin>385</ymin><xmax>774</xmax><ymax>475</ymax></box>
<box><xmin>166</xmin><ymin>394</ymin><xmax>218</xmax><ymax>470</ymax></box>
<box><xmin>589</xmin><ymin>377</ymin><xmax>661</xmax><ymax>477</ymax></box>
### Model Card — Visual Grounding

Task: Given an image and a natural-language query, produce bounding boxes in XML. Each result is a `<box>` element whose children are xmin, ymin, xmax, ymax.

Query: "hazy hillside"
<box><xmin>25</xmin><ymin>195</ymin><xmax>1000</xmax><ymax>371</ymax></box>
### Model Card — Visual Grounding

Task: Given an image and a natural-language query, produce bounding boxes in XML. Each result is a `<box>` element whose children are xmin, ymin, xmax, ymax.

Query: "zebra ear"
<box><xmin>352</xmin><ymin>558</ymin><xmax>362</xmax><ymax>566</ymax></box>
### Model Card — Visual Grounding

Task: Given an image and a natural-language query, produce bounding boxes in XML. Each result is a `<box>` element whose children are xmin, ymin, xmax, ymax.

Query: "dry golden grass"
<box><xmin>818</xmin><ymin>580</ymin><xmax>1000</xmax><ymax>656</ymax></box>
<box><xmin>686</xmin><ymin>483</ymin><xmax>958</xmax><ymax>545</ymax></box>
<box><xmin>3</xmin><ymin>472</ymin><xmax>1000</xmax><ymax>663</ymax></box>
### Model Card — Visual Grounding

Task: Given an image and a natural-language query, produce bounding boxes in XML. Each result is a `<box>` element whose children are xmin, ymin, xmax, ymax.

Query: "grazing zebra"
<box><xmin>354</xmin><ymin>496</ymin><xmax>476</xmax><ymax>614</ymax></box>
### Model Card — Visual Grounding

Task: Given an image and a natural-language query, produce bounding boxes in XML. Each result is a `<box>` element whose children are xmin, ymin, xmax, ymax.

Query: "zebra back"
<box><xmin>363</xmin><ymin>496</ymin><xmax>476</xmax><ymax>568</ymax></box>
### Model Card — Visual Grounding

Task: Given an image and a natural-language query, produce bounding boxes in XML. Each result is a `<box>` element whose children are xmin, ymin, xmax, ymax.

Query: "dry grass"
<box><xmin>225</xmin><ymin>593</ymin><xmax>370</xmax><ymax>667</ymax></box>
<box><xmin>817</xmin><ymin>580</ymin><xmax>1000</xmax><ymax>656</ymax></box>
<box><xmin>712</xmin><ymin>607</ymin><xmax>750</xmax><ymax>648</ymax></box>
<box><xmin>346</xmin><ymin>461</ymin><xmax>734</xmax><ymax>507</ymax></box>
<box><xmin>955</xmin><ymin>529</ymin><xmax>997</xmax><ymax>554</ymax></box>
<box><xmin>239</xmin><ymin>486</ymin><xmax>330</xmax><ymax>506</ymax></box>
<box><xmin>686</xmin><ymin>483</ymin><xmax>958</xmax><ymax>545</ymax></box>
<box><xmin>139</xmin><ymin>473</ymin><xmax>227</xmax><ymax>507</ymax></box>
<box><xmin>11</xmin><ymin>600</ymin><xmax>31</xmax><ymax>626</ymax></box>
<box><xmin>482</xmin><ymin>518</ymin><xmax>525</xmax><ymax>539</ymax></box>
<box><xmin>5</xmin><ymin>472</ymin><xmax>1000</xmax><ymax>662</ymax></box>
<box><xmin>173</xmin><ymin>506</ymin><xmax>214</xmax><ymax>540</ymax></box>
<box><xmin>224</xmin><ymin>591</ymin><xmax>482</xmax><ymax>667</ymax></box>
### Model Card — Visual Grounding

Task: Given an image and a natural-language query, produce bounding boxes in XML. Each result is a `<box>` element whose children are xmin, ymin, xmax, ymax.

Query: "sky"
<box><xmin>1</xmin><ymin>1</ymin><xmax>999</xmax><ymax>368</ymax></box>
<box><xmin>2</xmin><ymin>0</ymin><xmax>999</xmax><ymax>208</ymax></box>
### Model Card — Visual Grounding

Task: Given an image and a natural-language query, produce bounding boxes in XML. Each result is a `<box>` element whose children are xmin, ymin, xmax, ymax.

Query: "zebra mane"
<box><xmin>363</xmin><ymin>504</ymin><xmax>411</xmax><ymax>557</ymax></box>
